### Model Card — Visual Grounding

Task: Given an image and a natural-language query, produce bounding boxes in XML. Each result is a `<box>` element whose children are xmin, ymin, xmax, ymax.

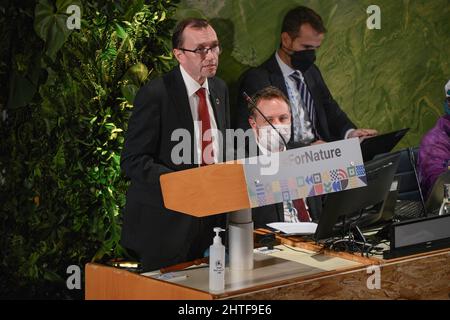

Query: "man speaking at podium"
<box><xmin>120</xmin><ymin>18</ymin><xmax>230</xmax><ymax>271</ymax></box>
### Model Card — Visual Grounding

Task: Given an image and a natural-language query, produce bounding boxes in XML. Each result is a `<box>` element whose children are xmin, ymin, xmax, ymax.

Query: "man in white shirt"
<box><xmin>121</xmin><ymin>18</ymin><xmax>230</xmax><ymax>271</ymax></box>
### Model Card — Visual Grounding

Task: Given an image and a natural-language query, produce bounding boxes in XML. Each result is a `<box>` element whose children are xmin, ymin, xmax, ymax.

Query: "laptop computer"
<box><xmin>360</xmin><ymin>128</ymin><xmax>410</xmax><ymax>162</ymax></box>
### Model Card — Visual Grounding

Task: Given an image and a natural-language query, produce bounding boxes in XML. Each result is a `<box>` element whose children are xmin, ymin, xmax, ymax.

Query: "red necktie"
<box><xmin>196</xmin><ymin>88</ymin><xmax>214</xmax><ymax>166</ymax></box>
<box><xmin>292</xmin><ymin>198</ymin><xmax>311</xmax><ymax>222</ymax></box>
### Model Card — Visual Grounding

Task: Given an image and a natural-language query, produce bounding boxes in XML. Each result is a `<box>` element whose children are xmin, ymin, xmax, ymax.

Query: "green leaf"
<box><xmin>53</xmin><ymin>144</ymin><xmax>66</xmax><ymax>169</ymax></box>
<box><xmin>7</xmin><ymin>71</ymin><xmax>38</xmax><ymax>109</ymax></box>
<box><xmin>120</xmin><ymin>62</ymin><xmax>149</xmax><ymax>103</ymax></box>
<box><xmin>100</xmin><ymin>47</ymin><xmax>117</xmax><ymax>61</ymax></box>
<box><xmin>114</xmin><ymin>22</ymin><xmax>127</xmax><ymax>39</ymax></box>
<box><xmin>34</xmin><ymin>0</ymin><xmax>82</xmax><ymax>60</ymax></box>
<box><xmin>120</xmin><ymin>83</ymin><xmax>139</xmax><ymax>104</ymax></box>
<box><xmin>159</xmin><ymin>11</ymin><xmax>166</xmax><ymax>22</ymax></box>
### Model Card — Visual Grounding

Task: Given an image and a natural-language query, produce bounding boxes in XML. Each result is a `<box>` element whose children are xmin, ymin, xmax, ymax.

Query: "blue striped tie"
<box><xmin>290</xmin><ymin>72</ymin><xmax>318</xmax><ymax>137</ymax></box>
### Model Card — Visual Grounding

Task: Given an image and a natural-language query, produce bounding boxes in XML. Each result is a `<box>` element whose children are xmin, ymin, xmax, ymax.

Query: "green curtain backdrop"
<box><xmin>176</xmin><ymin>0</ymin><xmax>450</xmax><ymax>148</ymax></box>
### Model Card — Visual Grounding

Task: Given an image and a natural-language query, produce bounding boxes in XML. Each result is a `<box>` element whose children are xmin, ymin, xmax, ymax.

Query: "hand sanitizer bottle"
<box><xmin>209</xmin><ymin>227</ymin><xmax>225</xmax><ymax>292</ymax></box>
<box><xmin>438</xmin><ymin>184</ymin><xmax>450</xmax><ymax>216</ymax></box>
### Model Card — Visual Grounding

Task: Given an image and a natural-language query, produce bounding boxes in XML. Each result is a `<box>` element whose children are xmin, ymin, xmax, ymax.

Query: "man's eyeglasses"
<box><xmin>179</xmin><ymin>45</ymin><xmax>221</xmax><ymax>57</ymax></box>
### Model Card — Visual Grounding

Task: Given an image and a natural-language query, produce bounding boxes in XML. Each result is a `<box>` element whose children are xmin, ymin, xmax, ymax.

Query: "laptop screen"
<box><xmin>360</xmin><ymin>128</ymin><xmax>409</xmax><ymax>162</ymax></box>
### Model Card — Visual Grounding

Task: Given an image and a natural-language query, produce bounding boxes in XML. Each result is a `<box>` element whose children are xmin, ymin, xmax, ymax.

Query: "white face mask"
<box><xmin>257</xmin><ymin>124</ymin><xmax>291</xmax><ymax>152</ymax></box>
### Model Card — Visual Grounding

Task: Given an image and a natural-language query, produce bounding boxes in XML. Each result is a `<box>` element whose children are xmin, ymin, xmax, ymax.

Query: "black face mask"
<box><xmin>290</xmin><ymin>49</ymin><xmax>316</xmax><ymax>73</ymax></box>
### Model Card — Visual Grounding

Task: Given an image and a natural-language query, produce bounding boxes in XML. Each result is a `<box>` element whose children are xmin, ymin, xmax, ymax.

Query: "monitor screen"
<box><xmin>314</xmin><ymin>152</ymin><xmax>401</xmax><ymax>241</ymax></box>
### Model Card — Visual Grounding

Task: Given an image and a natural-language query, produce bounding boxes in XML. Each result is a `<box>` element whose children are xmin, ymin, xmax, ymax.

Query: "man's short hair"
<box><xmin>281</xmin><ymin>6</ymin><xmax>327</xmax><ymax>38</ymax></box>
<box><xmin>248</xmin><ymin>86</ymin><xmax>291</xmax><ymax>118</ymax></box>
<box><xmin>172</xmin><ymin>18</ymin><xmax>210</xmax><ymax>49</ymax></box>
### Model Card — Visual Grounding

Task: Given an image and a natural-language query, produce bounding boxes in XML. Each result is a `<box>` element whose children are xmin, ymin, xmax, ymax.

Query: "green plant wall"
<box><xmin>0</xmin><ymin>0</ymin><xmax>178</xmax><ymax>298</ymax></box>
<box><xmin>176</xmin><ymin>0</ymin><xmax>450</xmax><ymax>148</ymax></box>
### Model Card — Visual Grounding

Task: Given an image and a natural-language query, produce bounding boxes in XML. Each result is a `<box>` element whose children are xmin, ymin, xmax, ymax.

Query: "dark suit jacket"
<box><xmin>235</xmin><ymin>54</ymin><xmax>356</xmax><ymax>143</ymax></box>
<box><xmin>120</xmin><ymin>66</ymin><xmax>230</xmax><ymax>271</ymax></box>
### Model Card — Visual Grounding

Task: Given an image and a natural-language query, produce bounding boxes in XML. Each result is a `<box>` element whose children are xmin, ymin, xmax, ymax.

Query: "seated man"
<box><xmin>246</xmin><ymin>86</ymin><xmax>315</xmax><ymax>228</ymax></box>
<box><xmin>417</xmin><ymin>80</ymin><xmax>450</xmax><ymax>200</ymax></box>
<box><xmin>236</xmin><ymin>6</ymin><xmax>378</xmax><ymax>146</ymax></box>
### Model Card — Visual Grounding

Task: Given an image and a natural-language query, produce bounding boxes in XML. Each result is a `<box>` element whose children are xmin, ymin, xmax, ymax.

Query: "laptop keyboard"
<box><xmin>394</xmin><ymin>200</ymin><xmax>425</xmax><ymax>221</ymax></box>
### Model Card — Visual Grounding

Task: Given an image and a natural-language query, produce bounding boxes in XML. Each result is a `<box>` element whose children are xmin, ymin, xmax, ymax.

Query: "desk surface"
<box><xmin>140</xmin><ymin>246</ymin><xmax>363</xmax><ymax>296</ymax></box>
<box><xmin>85</xmin><ymin>231</ymin><xmax>450</xmax><ymax>300</ymax></box>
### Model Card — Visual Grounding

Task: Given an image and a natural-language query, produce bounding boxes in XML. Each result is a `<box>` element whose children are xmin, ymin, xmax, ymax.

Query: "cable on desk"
<box><xmin>281</xmin><ymin>244</ymin><xmax>316</xmax><ymax>255</ymax></box>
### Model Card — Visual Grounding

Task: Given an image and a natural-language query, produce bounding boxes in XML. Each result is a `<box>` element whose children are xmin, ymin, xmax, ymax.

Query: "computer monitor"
<box><xmin>314</xmin><ymin>152</ymin><xmax>401</xmax><ymax>241</ymax></box>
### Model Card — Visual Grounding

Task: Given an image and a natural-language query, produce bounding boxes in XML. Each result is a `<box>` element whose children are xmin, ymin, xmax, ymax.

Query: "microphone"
<box><xmin>243</xmin><ymin>91</ymin><xmax>289</xmax><ymax>150</ymax></box>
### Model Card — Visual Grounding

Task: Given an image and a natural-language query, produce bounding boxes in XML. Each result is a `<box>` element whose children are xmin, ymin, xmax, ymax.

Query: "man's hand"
<box><xmin>348</xmin><ymin>128</ymin><xmax>378</xmax><ymax>139</ymax></box>
<box><xmin>312</xmin><ymin>139</ymin><xmax>326</xmax><ymax>145</ymax></box>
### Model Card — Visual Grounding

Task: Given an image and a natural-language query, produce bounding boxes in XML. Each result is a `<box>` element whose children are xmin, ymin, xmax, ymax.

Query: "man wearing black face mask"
<box><xmin>235</xmin><ymin>6</ymin><xmax>377</xmax><ymax>146</ymax></box>
<box><xmin>235</xmin><ymin>6</ymin><xmax>377</xmax><ymax>222</ymax></box>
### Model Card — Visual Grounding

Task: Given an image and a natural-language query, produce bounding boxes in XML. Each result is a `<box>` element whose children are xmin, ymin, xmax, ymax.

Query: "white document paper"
<box><xmin>267</xmin><ymin>222</ymin><xmax>317</xmax><ymax>235</ymax></box>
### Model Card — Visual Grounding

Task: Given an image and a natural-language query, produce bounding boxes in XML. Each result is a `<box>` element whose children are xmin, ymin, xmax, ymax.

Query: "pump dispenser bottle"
<box><xmin>209</xmin><ymin>227</ymin><xmax>225</xmax><ymax>292</ymax></box>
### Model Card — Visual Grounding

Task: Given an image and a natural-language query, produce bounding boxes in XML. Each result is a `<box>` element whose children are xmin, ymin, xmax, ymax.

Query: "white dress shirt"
<box><xmin>275</xmin><ymin>53</ymin><xmax>354</xmax><ymax>141</ymax></box>
<box><xmin>275</xmin><ymin>52</ymin><xmax>316</xmax><ymax>144</ymax></box>
<box><xmin>179</xmin><ymin>65</ymin><xmax>220</xmax><ymax>165</ymax></box>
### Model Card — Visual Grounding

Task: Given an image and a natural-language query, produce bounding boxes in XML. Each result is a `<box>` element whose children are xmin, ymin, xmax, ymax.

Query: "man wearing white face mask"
<box><xmin>248</xmin><ymin>88</ymin><xmax>292</xmax><ymax>153</ymax></box>
<box><xmin>248</xmin><ymin>86</ymin><xmax>313</xmax><ymax>227</ymax></box>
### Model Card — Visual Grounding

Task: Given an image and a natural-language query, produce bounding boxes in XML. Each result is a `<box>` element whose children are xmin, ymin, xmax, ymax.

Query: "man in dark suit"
<box><xmin>236</xmin><ymin>6</ymin><xmax>377</xmax><ymax>145</ymax></box>
<box><xmin>120</xmin><ymin>18</ymin><xmax>230</xmax><ymax>272</ymax></box>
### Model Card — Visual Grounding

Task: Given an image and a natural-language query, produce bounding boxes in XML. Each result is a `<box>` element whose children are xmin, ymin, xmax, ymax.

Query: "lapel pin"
<box><xmin>215</xmin><ymin>98</ymin><xmax>220</xmax><ymax>105</ymax></box>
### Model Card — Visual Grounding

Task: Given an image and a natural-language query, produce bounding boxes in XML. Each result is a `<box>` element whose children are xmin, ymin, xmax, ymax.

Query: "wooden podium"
<box><xmin>157</xmin><ymin>136</ymin><xmax>370</xmax><ymax>270</ymax></box>
<box><xmin>157</xmin><ymin>138</ymin><xmax>370</xmax><ymax>270</ymax></box>
<box><xmin>160</xmin><ymin>161</ymin><xmax>261</xmax><ymax>270</ymax></box>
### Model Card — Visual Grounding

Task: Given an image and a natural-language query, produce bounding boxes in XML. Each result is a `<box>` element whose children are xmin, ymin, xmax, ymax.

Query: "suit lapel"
<box><xmin>304</xmin><ymin>71</ymin><xmax>321</xmax><ymax>110</ymax></box>
<box><xmin>265</xmin><ymin>55</ymin><xmax>297</xmax><ymax>145</ymax></box>
<box><xmin>208</xmin><ymin>78</ymin><xmax>225</xmax><ymax>134</ymax></box>
<box><xmin>265</xmin><ymin>55</ymin><xmax>289</xmax><ymax>97</ymax></box>
<box><xmin>168</xmin><ymin>69</ymin><xmax>225</xmax><ymax>135</ymax></box>
<box><xmin>165</xmin><ymin>66</ymin><xmax>195</xmax><ymax>136</ymax></box>
<box><xmin>304</xmin><ymin>70</ymin><xmax>328</xmax><ymax>139</ymax></box>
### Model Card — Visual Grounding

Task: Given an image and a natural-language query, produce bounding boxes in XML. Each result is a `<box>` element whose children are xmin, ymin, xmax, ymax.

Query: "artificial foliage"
<box><xmin>0</xmin><ymin>0</ymin><xmax>178</xmax><ymax>298</ymax></box>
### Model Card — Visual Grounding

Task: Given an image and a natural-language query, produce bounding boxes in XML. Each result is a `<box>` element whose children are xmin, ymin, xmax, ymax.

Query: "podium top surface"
<box><xmin>160</xmin><ymin>163</ymin><xmax>251</xmax><ymax>217</ymax></box>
